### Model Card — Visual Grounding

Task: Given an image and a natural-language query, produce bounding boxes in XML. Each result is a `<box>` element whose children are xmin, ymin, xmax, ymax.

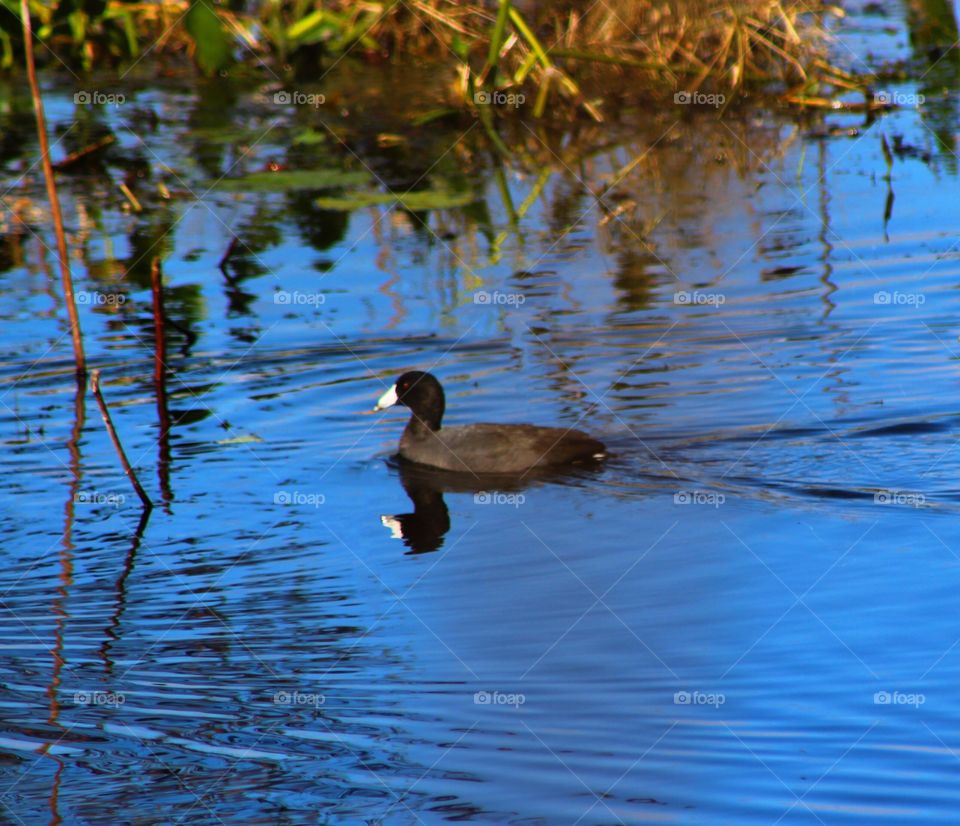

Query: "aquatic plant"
<box><xmin>3</xmin><ymin>0</ymin><xmax>845</xmax><ymax>113</ymax></box>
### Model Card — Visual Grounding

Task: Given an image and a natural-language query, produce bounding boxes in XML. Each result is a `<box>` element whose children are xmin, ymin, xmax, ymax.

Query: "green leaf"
<box><xmin>314</xmin><ymin>187</ymin><xmax>478</xmax><ymax>212</ymax></box>
<box><xmin>286</xmin><ymin>9</ymin><xmax>324</xmax><ymax>40</ymax></box>
<box><xmin>291</xmin><ymin>128</ymin><xmax>327</xmax><ymax>146</ymax></box>
<box><xmin>185</xmin><ymin>0</ymin><xmax>232</xmax><ymax>76</ymax></box>
<box><xmin>485</xmin><ymin>0</ymin><xmax>510</xmax><ymax>71</ymax></box>
<box><xmin>410</xmin><ymin>108</ymin><xmax>459</xmax><ymax>127</ymax></box>
<box><xmin>450</xmin><ymin>33</ymin><xmax>469</xmax><ymax>61</ymax></box>
<box><xmin>211</xmin><ymin>169</ymin><xmax>371</xmax><ymax>193</ymax></box>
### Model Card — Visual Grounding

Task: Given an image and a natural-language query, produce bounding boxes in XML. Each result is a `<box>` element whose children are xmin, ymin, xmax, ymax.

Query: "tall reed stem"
<box><xmin>21</xmin><ymin>0</ymin><xmax>86</xmax><ymax>374</ymax></box>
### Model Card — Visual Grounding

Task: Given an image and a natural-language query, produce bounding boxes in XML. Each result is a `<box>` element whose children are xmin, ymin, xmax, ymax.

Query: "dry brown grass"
<box><xmin>310</xmin><ymin>0</ymin><xmax>844</xmax><ymax>118</ymax></box>
<box><xmin>29</xmin><ymin>0</ymin><xmax>845</xmax><ymax>116</ymax></box>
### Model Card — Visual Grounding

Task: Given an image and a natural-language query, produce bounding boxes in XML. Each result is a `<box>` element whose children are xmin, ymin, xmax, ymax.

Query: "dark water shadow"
<box><xmin>381</xmin><ymin>456</ymin><xmax>606</xmax><ymax>554</ymax></box>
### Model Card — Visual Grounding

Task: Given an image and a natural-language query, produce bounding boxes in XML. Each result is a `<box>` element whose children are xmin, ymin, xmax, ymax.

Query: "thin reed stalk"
<box><xmin>20</xmin><ymin>0</ymin><xmax>86</xmax><ymax>375</ymax></box>
<box><xmin>91</xmin><ymin>370</ymin><xmax>153</xmax><ymax>511</ymax></box>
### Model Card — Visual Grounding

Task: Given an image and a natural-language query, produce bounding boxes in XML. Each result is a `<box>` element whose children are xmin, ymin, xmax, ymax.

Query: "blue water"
<box><xmin>3</xmin><ymin>13</ymin><xmax>960</xmax><ymax>822</ymax></box>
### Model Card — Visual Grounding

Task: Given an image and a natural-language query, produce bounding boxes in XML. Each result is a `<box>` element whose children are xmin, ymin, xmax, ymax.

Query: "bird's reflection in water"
<box><xmin>380</xmin><ymin>459</ymin><xmax>450</xmax><ymax>554</ymax></box>
<box><xmin>381</xmin><ymin>457</ymin><xmax>605</xmax><ymax>554</ymax></box>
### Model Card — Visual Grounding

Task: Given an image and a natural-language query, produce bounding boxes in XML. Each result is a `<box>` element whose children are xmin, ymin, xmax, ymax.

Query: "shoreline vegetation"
<box><xmin>1</xmin><ymin>0</ymin><xmax>874</xmax><ymax>116</ymax></box>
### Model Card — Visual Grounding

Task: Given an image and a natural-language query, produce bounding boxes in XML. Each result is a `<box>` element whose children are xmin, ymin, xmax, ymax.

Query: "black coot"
<box><xmin>374</xmin><ymin>371</ymin><xmax>606</xmax><ymax>473</ymax></box>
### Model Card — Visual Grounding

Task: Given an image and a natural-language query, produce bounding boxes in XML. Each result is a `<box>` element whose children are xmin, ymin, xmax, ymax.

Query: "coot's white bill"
<box><xmin>381</xmin><ymin>514</ymin><xmax>403</xmax><ymax>538</ymax></box>
<box><xmin>374</xmin><ymin>384</ymin><xmax>399</xmax><ymax>411</ymax></box>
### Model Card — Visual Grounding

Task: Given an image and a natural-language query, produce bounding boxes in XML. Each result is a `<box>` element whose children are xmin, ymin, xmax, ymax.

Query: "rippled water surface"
<box><xmin>4</xmin><ymin>19</ymin><xmax>960</xmax><ymax>823</ymax></box>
